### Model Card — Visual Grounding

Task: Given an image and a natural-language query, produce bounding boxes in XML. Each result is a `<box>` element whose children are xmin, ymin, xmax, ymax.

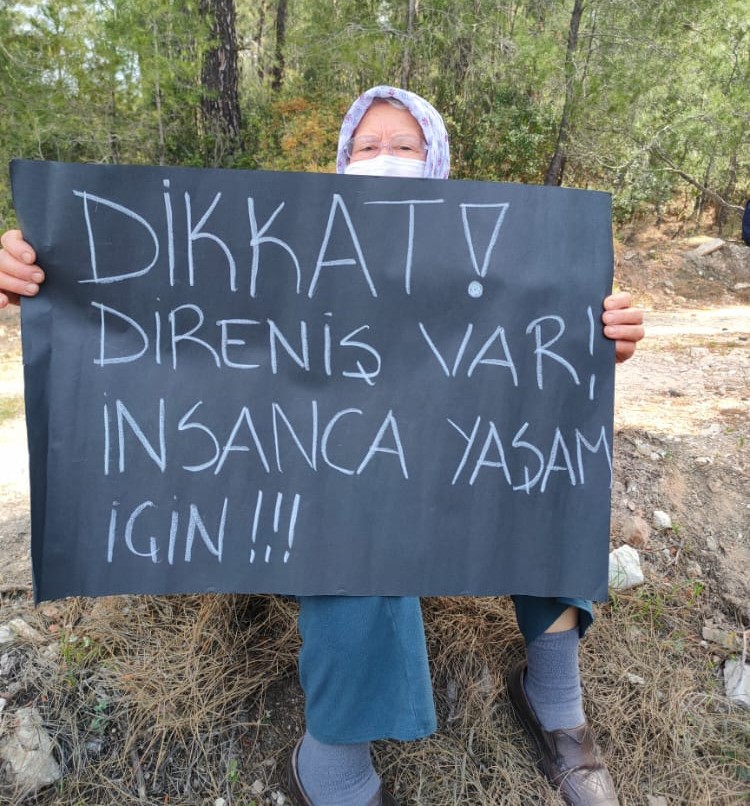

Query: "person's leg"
<box><xmin>293</xmin><ymin>730</ymin><xmax>382</xmax><ymax>806</ymax></box>
<box><xmin>294</xmin><ymin>595</ymin><xmax>436</xmax><ymax>805</ymax></box>
<box><xmin>512</xmin><ymin>597</ymin><xmax>593</xmax><ymax>731</ymax></box>
<box><xmin>512</xmin><ymin>595</ymin><xmax>594</xmax><ymax>645</ymax></box>
<box><xmin>510</xmin><ymin>597</ymin><xmax>618</xmax><ymax>805</ymax></box>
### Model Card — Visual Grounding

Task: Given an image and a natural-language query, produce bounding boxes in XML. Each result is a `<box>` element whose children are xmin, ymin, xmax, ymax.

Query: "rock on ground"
<box><xmin>0</xmin><ymin>706</ymin><xmax>62</xmax><ymax>794</ymax></box>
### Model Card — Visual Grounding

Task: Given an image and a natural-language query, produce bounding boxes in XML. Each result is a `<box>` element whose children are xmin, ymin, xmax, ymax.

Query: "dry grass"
<box><xmin>1</xmin><ymin>580</ymin><xmax>748</xmax><ymax>805</ymax></box>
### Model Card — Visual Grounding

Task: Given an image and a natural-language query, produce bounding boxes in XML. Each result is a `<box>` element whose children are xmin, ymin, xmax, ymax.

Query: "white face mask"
<box><xmin>345</xmin><ymin>154</ymin><xmax>425</xmax><ymax>179</ymax></box>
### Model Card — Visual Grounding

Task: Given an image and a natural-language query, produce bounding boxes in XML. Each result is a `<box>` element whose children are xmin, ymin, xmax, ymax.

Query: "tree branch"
<box><xmin>650</xmin><ymin>146</ymin><xmax>744</xmax><ymax>213</ymax></box>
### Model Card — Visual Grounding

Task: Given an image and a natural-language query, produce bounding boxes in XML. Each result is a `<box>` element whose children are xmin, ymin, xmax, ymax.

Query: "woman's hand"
<box><xmin>602</xmin><ymin>291</ymin><xmax>644</xmax><ymax>363</ymax></box>
<box><xmin>0</xmin><ymin>230</ymin><xmax>45</xmax><ymax>308</ymax></box>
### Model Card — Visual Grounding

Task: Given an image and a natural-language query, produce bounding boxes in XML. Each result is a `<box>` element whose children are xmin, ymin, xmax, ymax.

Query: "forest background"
<box><xmin>1</xmin><ymin>3</ymin><xmax>750</xmax><ymax>804</ymax></box>
<box><xmin>1</xmin><ymin>0</ymin><xmax>748</xmax><ymax>235</ymax></box>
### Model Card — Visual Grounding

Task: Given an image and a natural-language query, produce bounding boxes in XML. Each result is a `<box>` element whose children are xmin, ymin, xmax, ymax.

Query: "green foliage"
<box><xmin>623</xmin><ymin>578</ymin><xmax>706</xmax><ymax>633</ymax></box>
<box><xmin>88</xmin><ymin>697</ymin><xmax>111</xmax><ymax>734</ymax></box>
<box><xmin>0</xmin><ymin>0</ymin><xmax>210</xmax><ymax>223</ymax></box>
<box><xmin>455</xmin><ymin>86</ymin><xmax>557</xmax><ymax>183</ymax></box>
<box><xmin>59</xmin><ymin>632</ymin><xmax>105</xmax><ymax>689</ymax></box>
<box><xmin>60</xmin><ymin>632</ymin><xmax>103</xmax><ymax>668</ymax></box>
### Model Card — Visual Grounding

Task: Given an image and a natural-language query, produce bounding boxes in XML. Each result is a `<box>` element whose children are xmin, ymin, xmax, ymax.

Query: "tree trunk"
<box><xmin>107</xmin><ymin>87</ymin><xmax>119</xmax><ymax>164</ymax></box>
<box><xmin>199</xmin><ymin>0</ymin><xmax>241</xmax><ymax>163</ymax></box>
<box><xmin>271</xmin><ymin>0</ymin><xmax>288</xmax><ymax>91</ymax></box>
<box><xmin>651</xmin><ymin>146</ymin><xmax>744</xmax><ymax>215</ymax></box>
<box><xmin>717</xmin><ymin>149</ymin><xmax>738</xmax><ymax>233</ymax></box>
<box><xmin>544</xmin><ymin>0</ymin><xmax>585</xmax><ymax>186</ymax></box>
<box><xmin>694</xmin><ymin>148</ymin><xmax>716</xmax><ymax>220</ymax></box>
<box><xmin>254</xmin><ymin>1</ymin><xmax>267</xmax><ymax>82</ymax></box>
<box><xmin>401</xmin><ymin>0</ymin><xmax>418</xmax><ymax>90</ymax></box>
<box><xmin>152</xmin><ymin>22</ymin><xmax>166</xmax><ymax>166</ymax></box>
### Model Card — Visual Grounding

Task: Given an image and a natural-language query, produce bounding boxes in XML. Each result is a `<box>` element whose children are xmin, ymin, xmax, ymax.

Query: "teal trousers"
<box><xmin>298</xmin><ymin>595</ymin><xmax>593</xmax><ymax>743</ymax></box>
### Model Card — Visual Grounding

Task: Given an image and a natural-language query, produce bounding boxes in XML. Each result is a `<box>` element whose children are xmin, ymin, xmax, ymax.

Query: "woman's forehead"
<box><xmin>354</xmin><ymin>100</ymin><xmax>423</xmax><ymax>138</ymax></box>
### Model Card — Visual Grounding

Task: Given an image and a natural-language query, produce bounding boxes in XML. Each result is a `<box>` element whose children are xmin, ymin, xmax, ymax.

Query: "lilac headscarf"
<box><xmin>336</xmin><ymin>85</ymin><xmax>450</xmax><ymax>179</ymax></box>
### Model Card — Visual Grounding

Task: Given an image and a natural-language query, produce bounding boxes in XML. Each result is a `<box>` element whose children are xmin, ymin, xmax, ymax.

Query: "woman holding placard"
<box><xmin>0</xmin><ymin>86</ymin><xmax>643</xmax><ymax>806</ymax></box>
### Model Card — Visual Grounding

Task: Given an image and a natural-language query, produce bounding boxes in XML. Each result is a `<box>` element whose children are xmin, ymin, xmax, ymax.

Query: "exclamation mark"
<box><xmin>460</xmin><ymin>203</ymin><xmax>510</xmax><ymax>298</ymax></box>
<box><xmin>250</xmin><ymin>490</ymin><xmax>263</xmax><ymax>563</ymax></box>
<box><xmin>284</xmin><ymin>494</ymin><xmax>301</xmax><ymax>563</ymax></box>
<box><xmin>249</xmin><ymin>490</ymin><xmax>302</xmax><ymax>565</ymax></box>
<box><xmin>587</xmin><ymin>305</ymin><xmax>596</xmax><ymax>400</ymax></box>
<box><xmin>267</xmin><ymin>492</ymin><xmax>285</xmax><ymax>563</ymax></box>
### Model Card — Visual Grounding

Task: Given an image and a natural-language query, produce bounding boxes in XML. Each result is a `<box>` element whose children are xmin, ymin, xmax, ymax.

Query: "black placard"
<box><xmin>11</xmin><ymin>160</ymin><xmax>615</xmax><ymax>602</ymax></box>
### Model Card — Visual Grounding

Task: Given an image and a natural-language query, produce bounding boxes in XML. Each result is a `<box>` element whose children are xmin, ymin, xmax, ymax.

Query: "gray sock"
<box><xmin>523</xmin><ymin>626</ymin><xmax>585</xmax><ymax>731</ymax></box>
<box><xmin>297</xmin><ymin>730</ymin><xmax>381</xmax><ymax>806</ymax></box>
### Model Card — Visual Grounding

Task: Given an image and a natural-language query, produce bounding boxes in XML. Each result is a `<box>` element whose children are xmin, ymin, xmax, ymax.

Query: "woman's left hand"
<box><xmin>602</xmin><ymin>291</ymin><xmax>644</xmax><ymax>363</ymax></box>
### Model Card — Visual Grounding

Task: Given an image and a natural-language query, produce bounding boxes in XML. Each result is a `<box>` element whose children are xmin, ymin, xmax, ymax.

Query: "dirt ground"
<box><xmin>0</xmin><ymin>226</ymin><xmax>748</xmax><ymax>805</ymax></box>
<box><xmin>611</xmin><ymin>230</ymin><xmax>749</xmax><ymax>623</ymax></box>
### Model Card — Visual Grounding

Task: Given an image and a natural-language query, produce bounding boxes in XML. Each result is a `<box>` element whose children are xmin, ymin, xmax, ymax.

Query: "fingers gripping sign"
<box><xmin>602</xmin><ymin>291</ymin><xmax>644</xmax><ymax>363</ymax></box>
<box><xmin>0</xmin><ymin>229</ymin><xmax>45</xmax><ymax>307</ymax></box>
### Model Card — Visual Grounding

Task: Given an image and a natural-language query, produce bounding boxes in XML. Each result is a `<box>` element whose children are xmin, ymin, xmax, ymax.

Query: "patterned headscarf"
<box><xmin>336</xmin><ymin>85</ymin><xmax>450</xmax><ymax>179</ymax></box>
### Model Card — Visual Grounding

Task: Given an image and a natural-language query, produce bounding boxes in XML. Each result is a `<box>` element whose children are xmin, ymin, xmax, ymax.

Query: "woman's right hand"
<box><xmin>0</xmin><ymin>229</ymin><xmax>45</xmax><ymax>308</ymax></box>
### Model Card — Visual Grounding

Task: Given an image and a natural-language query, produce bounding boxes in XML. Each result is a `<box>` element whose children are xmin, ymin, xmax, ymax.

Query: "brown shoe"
<box><xmin>507</xmin><ymin>660</ymin><xmax>619</xmax><ymax>806</ymax></box>
<box><xmin>285</xmin><ymin>736</ymin><xmax>399</xmax><ymax>806</ymax></box>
